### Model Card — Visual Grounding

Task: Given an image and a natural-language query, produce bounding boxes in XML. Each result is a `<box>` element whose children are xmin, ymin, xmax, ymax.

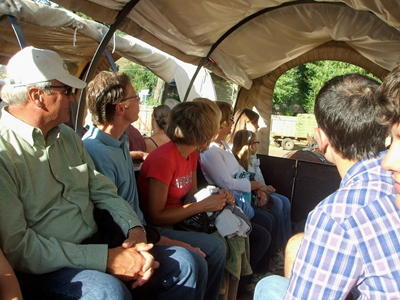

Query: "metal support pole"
<box><xmin>75</xmin><ymin>0</ymin><xmax>140</xmax><ymax>136</ymax></box>
<box><xmin>104</xmin><ymin>48</ymin><xmax>118</xmax><ymax>72</ymax></box>
<box><xmin>8</xmin><ymin>16</ymin><xmax>27</xmax><ymax>49</ymax></box>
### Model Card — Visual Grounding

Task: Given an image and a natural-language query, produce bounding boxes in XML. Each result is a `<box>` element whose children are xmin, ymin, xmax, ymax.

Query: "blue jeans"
<box><xmin>16</xmin><ymin>244</ymin><xmax>207</xmax><ymax>300</ymax></box>
<box><xmin>160</xmin><ymin>228</ymin><xmax>226</xmax><ymax>300</ymax></box>
<box><xmin>269</xmin><ymin>193</ymin><xmax>292</xmax><ymax>248</ymax></box>
<box><xmin>251</xmin><ymin>209</ymin><xmax>276</xmax><ymax>273</ymax></box>
<box><xmin>254</xmin><ymin>275</ymin><xmax>289</xmax><ymax>299</ymax></box>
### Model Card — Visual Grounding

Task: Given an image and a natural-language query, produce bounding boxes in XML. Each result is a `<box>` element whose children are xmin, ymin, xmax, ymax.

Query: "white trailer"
<box><xmin>271</xmin><ymin>114</ymin><xmax>318</xmax><ymax>150</ymax></box>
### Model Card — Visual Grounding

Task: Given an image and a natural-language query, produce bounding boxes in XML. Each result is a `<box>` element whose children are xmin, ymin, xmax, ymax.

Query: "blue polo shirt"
<box><xmin>83</xmin><ymin>126</ymin><xmax>146</xmax><ymax>224</ymax></box>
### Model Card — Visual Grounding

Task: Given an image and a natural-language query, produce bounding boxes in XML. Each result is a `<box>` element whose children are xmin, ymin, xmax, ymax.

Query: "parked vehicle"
<box><xmin>270</xmin><ymin>114</ymin><xmax>318</xmax><ymax>150</ymax></box>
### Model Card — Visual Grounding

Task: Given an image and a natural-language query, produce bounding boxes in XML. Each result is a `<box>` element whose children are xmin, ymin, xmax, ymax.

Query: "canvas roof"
<box><xmin>49</xmin><ymin>0</ymin><xmax>400</xmax><ymax>89</ymax></box>
<box><xmin>0</xmin><ymin>0</ymin><xmax>180</xmax><ymax>82</ymax></box>
<box><xmin>2</xmin><ymin>0</ymin><xmax>399</xmax><ymax>153</ymax></box>
<box><xmin>0</xmin><ymin>0</ymin><xmax>217</xmax><ymax>133</ymax></box>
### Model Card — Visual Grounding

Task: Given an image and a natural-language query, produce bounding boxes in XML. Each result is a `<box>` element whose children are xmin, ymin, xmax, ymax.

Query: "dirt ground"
<box><xmin>266</xmin><ymin>142</ymin><xmax>306</xmax><ymax>158</ymax></box>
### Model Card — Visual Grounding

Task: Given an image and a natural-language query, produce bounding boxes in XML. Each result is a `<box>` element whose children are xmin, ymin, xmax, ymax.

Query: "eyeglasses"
<box><xmin>123</xmin><ymin>93</ymin><xmax>140</xmax><ymax>101</ymax></box>
<box><xmin>48</xmin><ymin>85</ymin><xmax>73</xmax><ymax>96</ymax></box>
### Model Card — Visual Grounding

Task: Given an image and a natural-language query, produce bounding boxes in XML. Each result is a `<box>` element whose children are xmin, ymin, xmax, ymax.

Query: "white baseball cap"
<box><xmin>6</xmin><ymin>46</ymin><xmax>86</xmax><ymax>89</ymax></box>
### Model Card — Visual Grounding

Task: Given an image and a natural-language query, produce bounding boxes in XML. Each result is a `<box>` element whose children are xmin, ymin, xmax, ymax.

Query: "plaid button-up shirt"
<box><xmin>286</xmin><ymin>151</ymin><xmax>400</xmax><ymax>299</ymax></box>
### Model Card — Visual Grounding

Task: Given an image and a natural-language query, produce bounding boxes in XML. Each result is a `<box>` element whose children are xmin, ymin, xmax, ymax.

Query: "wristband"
<box><xmin>127</xmin><ymin>225</ymin><xmax>147</xmax><ymax>237</ymax></box>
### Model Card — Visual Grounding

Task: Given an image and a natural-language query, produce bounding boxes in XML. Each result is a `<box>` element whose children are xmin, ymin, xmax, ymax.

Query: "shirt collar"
<box><xmin>341</xmin><ymin>150</ymin><xmax>388</xmax><ymax>186</ymax></box>
<box><xmin>0</xmin><ymin>106</ymin><xmax>61</xmax><ymax>147</ymax></box>
<box><xmin>89</xmin><ymin>126</ymin><xmax>127</xmax><ymax>149</ymax></box>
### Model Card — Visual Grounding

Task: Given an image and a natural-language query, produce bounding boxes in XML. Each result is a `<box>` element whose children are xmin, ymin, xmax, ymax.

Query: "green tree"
<box><xmin>273</xmin><ymin>61</ymin><xmax>380</xmax><ymax>115</ymax></box>
<box><xmin>304</xmin><ymin>61</ymin><xmax>380</xmax><ymax>112</ymax></box>
<box><xmin>121</xmin><ymin>63</ymin><xmax>159</xmax><ymax>104</ymax></box>
<box><xmin>273</xmin><ymin>67</ymin><xmax>299</xmax><ymax>115</ymax></box>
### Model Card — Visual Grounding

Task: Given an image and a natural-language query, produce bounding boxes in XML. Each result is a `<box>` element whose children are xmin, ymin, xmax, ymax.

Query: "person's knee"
<box><xmin>271</xmin><ymin>195</ymin><xmax>283</xmax><ymax>210</ymax></box>
<box><xmin>255</xmin><ymin>275</ymin><xmax>289</xmax><ymax>300</ymax></box>
<box><xmin>284</xmin><ymin>232</ymin><xmax>304</xmax><ymax>278</ymax></box>
<box><xmin>177</xmin><ymin>247</ymin><xmax>208</xmax><ymax>276</ymax></box>
<box><xmin>76</xmin><ymin>270</ymin><xmax>131</xmax><ymax>300</ymax></box>
<box><xmin>204</xmin><ymin>234</ymin><xmax>227</xmax><ymax>259</ymax></box>
<box><xmin>286</xmin><ymin>233</ymin><xmax>304</xmax><ymax>254</ymax></box>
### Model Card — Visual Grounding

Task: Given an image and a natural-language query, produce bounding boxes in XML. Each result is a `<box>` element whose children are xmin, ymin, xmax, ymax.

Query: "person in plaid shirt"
<box><xmin>255</xmin><ymin>72</ymin><xmax>400</xmax><ymax>299</ymax></box>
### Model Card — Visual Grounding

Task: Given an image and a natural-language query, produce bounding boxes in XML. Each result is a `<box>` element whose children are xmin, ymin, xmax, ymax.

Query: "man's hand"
<box><xmin>130</xmin><ymin>151</ymin><xmax>149</xmax><ymax>161</ymax></box>
<box><xmin>107</xmin><ymin>245</ymin><xmax>159</xmax><ymax>289</ymax></box>
<box><xmin>122</xmin><ymin>227</ymin><xmax>147</xmax><ymax>249</ymax></box>
<box><xmin>158</xmin><ymin>235</ymin><xmax>206</xmax><ymax>257</ymax></box>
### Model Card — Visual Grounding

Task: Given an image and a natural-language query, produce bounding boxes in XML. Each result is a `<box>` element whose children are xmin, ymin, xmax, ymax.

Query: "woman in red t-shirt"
<box><xmin>138</xmin><ymin>99</ymin><xmax>234</xmax><ymax>223</ymax></box>
<box><xmin>137</xmin><ymin>99</ymin><xmax>235</xmax><ymax>300</ymax></box>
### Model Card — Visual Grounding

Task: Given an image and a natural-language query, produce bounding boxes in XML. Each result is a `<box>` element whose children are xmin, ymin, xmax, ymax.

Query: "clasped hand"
<box><xmin>106</xmin><ymin>227</ymin><xmax>159</xmax><ymax>289</ymax></box>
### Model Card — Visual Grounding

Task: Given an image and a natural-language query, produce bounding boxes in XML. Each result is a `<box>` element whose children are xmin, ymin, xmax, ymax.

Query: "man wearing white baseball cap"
<box><xmin>0</xmin><ymin>47</ymin><xmax>197</xmax><ymax>299</ymax></box>
<box><xmin>0</xmin><ymin>46</ymin><xmax>86</xmax><ymax>138</ymax></box>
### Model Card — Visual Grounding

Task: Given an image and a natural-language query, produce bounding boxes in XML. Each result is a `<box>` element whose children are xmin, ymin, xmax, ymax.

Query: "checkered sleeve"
<box><xmin>285</xmin><ymin>209</ymin><xmax>362</xmax><ymax>299</ymax></box>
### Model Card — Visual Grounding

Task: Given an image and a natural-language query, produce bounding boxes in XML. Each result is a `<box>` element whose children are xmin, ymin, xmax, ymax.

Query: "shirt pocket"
<box><xmin>64</xmin><ymin>163</ymin><xmax>90</xmax><ymax>199</ymax></box>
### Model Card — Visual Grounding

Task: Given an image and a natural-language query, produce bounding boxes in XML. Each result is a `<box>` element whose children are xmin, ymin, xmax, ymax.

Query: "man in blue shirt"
<box><xmin>82</xmin><ymin>71</ymin><xmax>226</xmax><ymax>300</ymax></box>
<box><xmin>255</xmin><ymin>73</ymin><xmax>400</xmax><ymax>299</ymax></box>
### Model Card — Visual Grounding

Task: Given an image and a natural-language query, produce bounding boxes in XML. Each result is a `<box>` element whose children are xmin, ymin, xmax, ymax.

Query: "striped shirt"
<box><xmin>286</xmin><ymin>151</ymin><xmax>400</xmax><ymax>299</ymax></box>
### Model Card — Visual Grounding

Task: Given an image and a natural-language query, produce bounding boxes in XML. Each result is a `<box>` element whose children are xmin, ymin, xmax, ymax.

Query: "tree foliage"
<box><xmin>273</xmin><ymin>61</ymin><xmax>380</xmax><ymax>115</ymax></box>
<box><xmin>121</xmin><ymin>63</ymin><xmax>159</xmax><ymax>102</ymax></box>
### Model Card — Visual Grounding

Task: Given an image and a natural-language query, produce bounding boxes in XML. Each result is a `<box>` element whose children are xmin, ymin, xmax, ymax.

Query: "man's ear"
<box><xmin>115</xmin><ymin>103</ymin><xmax>124</xmax><ymax>116</ymax></box>
<box><xmin>28</xmin><ymin>87</ymin><xmax>43</xmax><ymax>107</ymax></box>
<box><xmin>314</xmin><ymin>127</ymin><xmax>329</xmax><ymax>151</ymax></box>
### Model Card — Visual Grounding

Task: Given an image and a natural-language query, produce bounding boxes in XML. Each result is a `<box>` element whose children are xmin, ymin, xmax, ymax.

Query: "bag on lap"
<box><xmin>174</xmin><ymin>186</ymin><xmax>223</xmax><ymax>234</ymax></box>
<box><xmin>175</xmin><ymin>196</ymin><xmax>222</xmax><ymax>234</ymax></box>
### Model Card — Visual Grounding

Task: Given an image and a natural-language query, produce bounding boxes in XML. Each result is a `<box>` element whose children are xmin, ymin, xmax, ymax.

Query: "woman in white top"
<box><xmin>232</xmin><ymin>129</ymin><xmax>292</xmax><ymax>253</ymax></box>
<box><xmin>201</xmin><ymin>101</ymin><xmax>277</xmax><ymax>288</ymax></box>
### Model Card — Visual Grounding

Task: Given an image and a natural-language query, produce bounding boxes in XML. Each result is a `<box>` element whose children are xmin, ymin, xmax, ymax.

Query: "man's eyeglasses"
<box><xmin>48</xmin><ymin>85</ymin><xmax>73</xmax><ymax>96</ymax></box>
<box><xmin>123</xmin><ymin>93</ymin><xmax>140</xmax><ymax>101</ymax></box>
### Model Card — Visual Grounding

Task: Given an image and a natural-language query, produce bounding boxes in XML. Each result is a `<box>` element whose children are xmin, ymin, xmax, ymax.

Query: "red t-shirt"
<box><xmin>137</xmin><ymin>141</ymin><xmax>197</xmax><ymax>217</ymax></box>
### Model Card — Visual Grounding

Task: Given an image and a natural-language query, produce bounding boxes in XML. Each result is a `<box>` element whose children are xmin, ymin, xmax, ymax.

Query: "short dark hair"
<box><xmin>166</xmin><ymin>99</ymin><xmax>220</xmax><ymax>146</ymax></box>
<box><xmin>376</xmin><ymin>64</ymin><xmax>400</xmax><ymax>127</ymax></box>
<box><xmin>314</xmin><ymin>73</ymin><xmax>386</xmax><ymax>160</ymax></box>
<box><xmin>86</xmin><ymin>71</ymin><xmax>131</xmax><ymax>125</ymax></box>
